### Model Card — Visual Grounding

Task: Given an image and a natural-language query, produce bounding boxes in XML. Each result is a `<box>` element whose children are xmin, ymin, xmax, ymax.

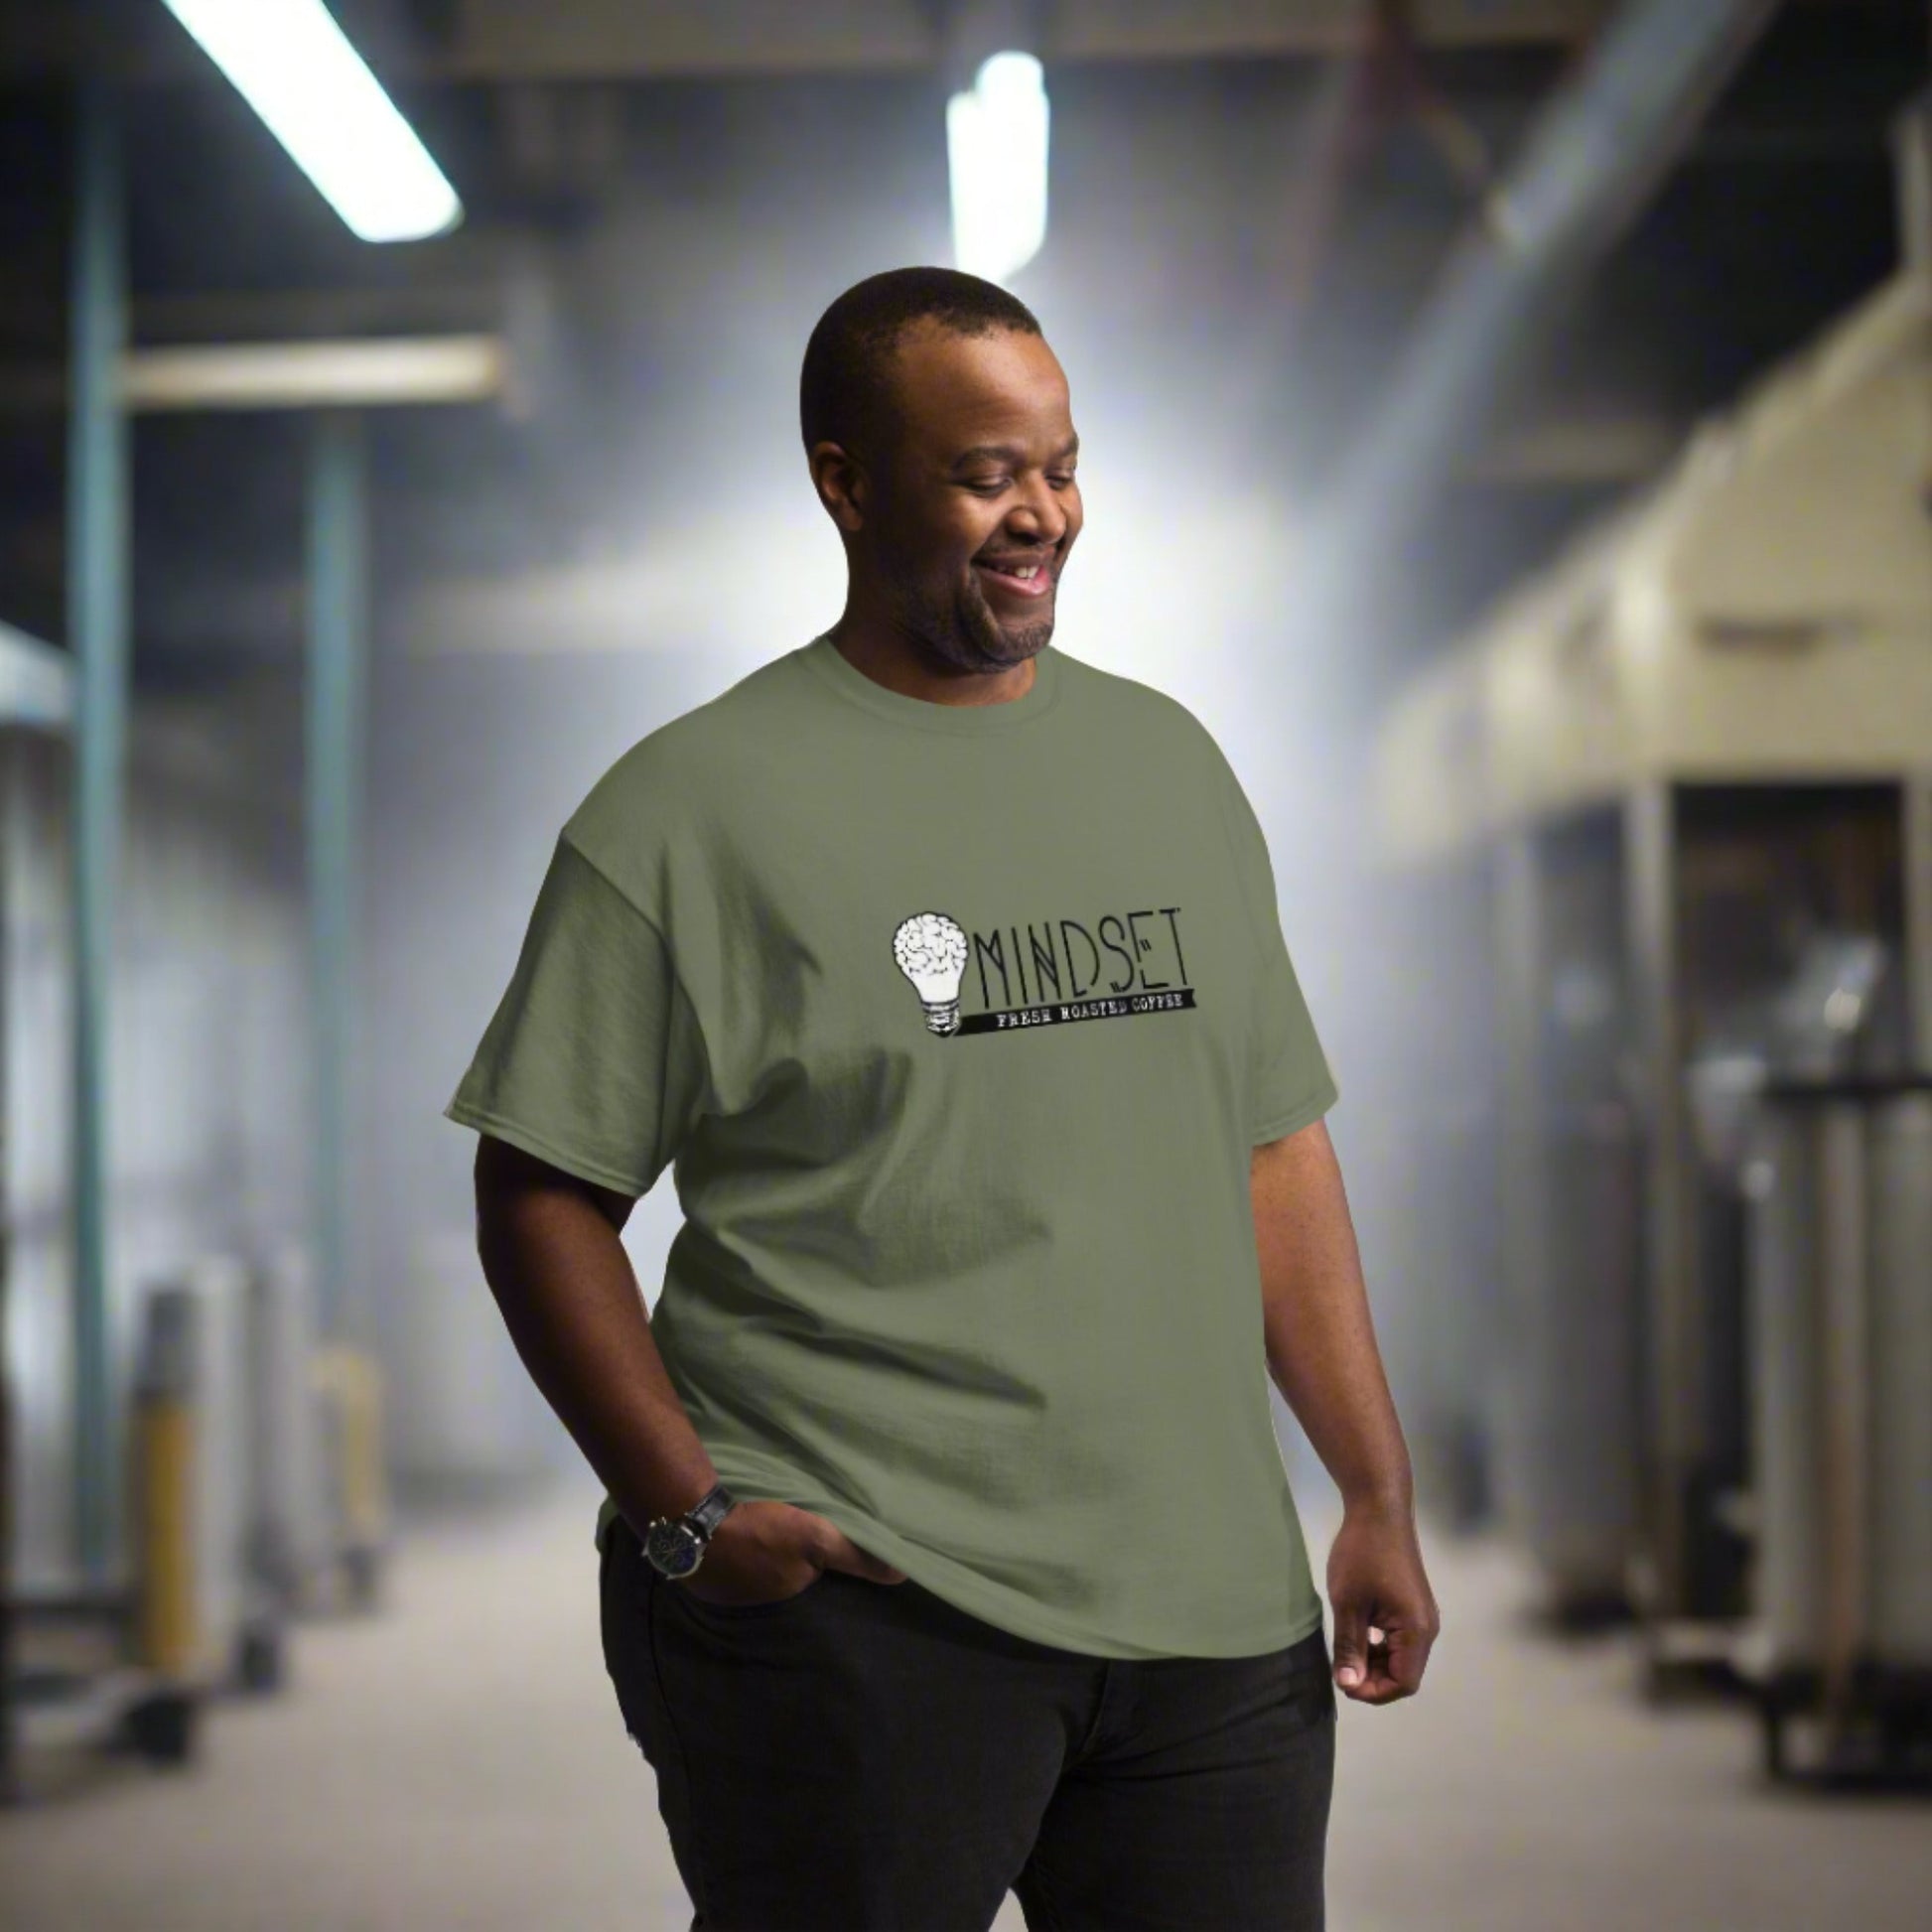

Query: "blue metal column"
<box><xmin>306</xmin><ymin>413</ymin><xmax>368</xmax><ymax>1343</ymax></box>
<box><xmin>67</xmin><ymin>80</ymin><xmax>130</xmax><ymax>1584</ymax></box>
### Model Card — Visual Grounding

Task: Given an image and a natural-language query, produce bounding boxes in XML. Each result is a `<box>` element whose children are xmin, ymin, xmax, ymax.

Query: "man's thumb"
<box><xmin>1331</xmin><ymin>1605</ymin><xmax>1368</xmax><ymax>1689</ymax></box>
<box><xmin>821</xmin><ymin>1527</ymin><xmax>908</xmax><ymax>1586</ymax></box>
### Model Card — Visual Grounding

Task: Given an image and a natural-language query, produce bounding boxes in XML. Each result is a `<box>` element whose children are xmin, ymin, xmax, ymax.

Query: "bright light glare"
<box><xmin>947</xmin><ymin>52</ymin><xmax>1049</xmax><ymax>285</ymax></box>
<box><xmin>160</xmin><ymin>0</ymin><xmax>463</xmax><ymax>242</ymax></box>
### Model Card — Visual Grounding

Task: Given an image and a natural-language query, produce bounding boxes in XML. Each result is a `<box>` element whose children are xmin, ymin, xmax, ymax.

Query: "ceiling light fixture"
<box><xmin>946</xmin><ymin>52</ymin><xmax>1049</xmax><ymax>285</ymax></box>
<box><xmin>158</xmin><ymin>0</ymin><xmax>463</xmax><ymax>243</ymax></box>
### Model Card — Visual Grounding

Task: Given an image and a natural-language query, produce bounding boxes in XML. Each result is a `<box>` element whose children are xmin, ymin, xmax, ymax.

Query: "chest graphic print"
<box><xmin>892</xmin><ymin>907</ymin><xmax>1196</xmax><ymax>1039</ymax></box>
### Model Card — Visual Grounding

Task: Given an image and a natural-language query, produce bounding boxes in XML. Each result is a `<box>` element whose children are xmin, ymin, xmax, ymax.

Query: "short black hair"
<box><xmin>799</xmin><ymin>266</ymin><xmax>1041</xmax><ymax>458</ymax></box>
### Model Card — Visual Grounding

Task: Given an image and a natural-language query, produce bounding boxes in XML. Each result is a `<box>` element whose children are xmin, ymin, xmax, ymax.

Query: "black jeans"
<box><xmin>600</xmin><ymin>1521</ymin><xmax>1335</xmax><ymax>1931</ymax></box>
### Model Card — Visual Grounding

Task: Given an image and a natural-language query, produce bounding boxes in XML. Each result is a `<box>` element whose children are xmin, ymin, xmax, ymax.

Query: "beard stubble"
<box><xmin>888</xmin><ymin>559</ymin><xmax>1055</xmax><ymax>677</ymax></box>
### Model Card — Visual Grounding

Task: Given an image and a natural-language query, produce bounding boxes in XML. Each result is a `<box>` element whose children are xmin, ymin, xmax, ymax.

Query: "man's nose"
<box><xmin>1007</xmin><ymin>480</ymin><xmax>1066</xmax><ymax>547</ymax></box>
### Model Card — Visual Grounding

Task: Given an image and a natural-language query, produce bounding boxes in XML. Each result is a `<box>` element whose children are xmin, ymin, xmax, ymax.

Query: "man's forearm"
<box><xmin>474</xmin><ymin>1136</ymin><xmax>718</xmax><ymax>1534</ymax></box>
<box><xmin>1251</xmin><ymin>1118</ymin><xmax>1413</xmax><ymax>1515</ymax></box>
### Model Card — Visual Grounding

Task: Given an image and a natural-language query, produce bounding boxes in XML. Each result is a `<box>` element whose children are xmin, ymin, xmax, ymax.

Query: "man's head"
<box><xmin>802</xmin><ymin>266</ymin><xmax>1082</xmax><ymax>675</ymax></box>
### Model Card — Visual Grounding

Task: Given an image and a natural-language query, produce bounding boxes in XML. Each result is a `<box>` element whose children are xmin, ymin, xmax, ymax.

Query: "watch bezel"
<box><xmin>644</xmin><ymin>1518</ymin><xmax>705</xmax><ymax>1578</ymax></box>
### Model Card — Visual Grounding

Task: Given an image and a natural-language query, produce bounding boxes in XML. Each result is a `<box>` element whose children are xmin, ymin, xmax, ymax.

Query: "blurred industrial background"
<box><xmin>2</xmin><ymin>1</ymin><xmax>1931</xmax><ymax>1927</ymax></box>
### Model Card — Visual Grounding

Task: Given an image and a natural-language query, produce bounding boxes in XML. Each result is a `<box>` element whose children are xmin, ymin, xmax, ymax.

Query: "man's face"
<box><xmin>854</xmin><ymin>324</ymin><xmax>1082</xmax><ymax>674</ymax></box>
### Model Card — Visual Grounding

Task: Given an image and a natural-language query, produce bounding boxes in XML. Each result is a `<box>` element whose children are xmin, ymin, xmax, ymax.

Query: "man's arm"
<box><xmin>471</xmin><ymin>1133</ymin><xmax>906</xmax><ymax>1601</ymax></box>
<box><xmin>1252</xmin><ymin>1116</ymin><xmax>1440</xmax><ymax>1703</ymax></box>
<box><xmin>473</xmin><ymin>1134</ymin><xmax>720</xmax><ymax>1533</ymax></box>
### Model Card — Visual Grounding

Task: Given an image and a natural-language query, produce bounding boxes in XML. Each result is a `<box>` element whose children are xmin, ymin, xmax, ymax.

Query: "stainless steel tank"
<box><xmin>1745</xmin><ymin>1077</ymin><xmax>1932</xmax><ymax>1777</ymax></box>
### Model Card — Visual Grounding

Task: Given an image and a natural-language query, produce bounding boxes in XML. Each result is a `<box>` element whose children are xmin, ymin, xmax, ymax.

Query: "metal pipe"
<box><xmin>1313</xmin><ymin>0</ymin><xmax>1779</xmax><ymax>605</ymax></box>
<box><xmin>1906</xmin><ymin>774</ymin><xmax>1932</xmax><ymax>1074</ymax></box>
<box><xmin>1623</xmin><ymin>777</ymin><xmax>1687</xmax><ymax>1618</ymax></box>
<box><xmin>1894</xmin><ymin>86</ymin><xmax>1931</xmax><ymax>277</ymax></box>
<box><xmin>1815</xmin><ymin>1106</ymin><xmax>1870</xmax><ymax>1743</ymax></box>
<box><xmin>1491</xmin><ymin>829</ymin><xmax>1544</xmax><ymax>1549</ymax></box>
<box><xmin>305</xmin><ymin>414</ymin><xmax>369</xmax><ymax>1344</ymax></box>
<box><xmin>67</xmin><ymin>78</ymin><xmax>130</xmax><ymax>1585</ymax></box>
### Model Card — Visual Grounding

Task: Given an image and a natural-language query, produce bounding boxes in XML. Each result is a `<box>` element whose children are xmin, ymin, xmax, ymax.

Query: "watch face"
<box><xmin>645</xmin><ymin>1520</ymin><xmax>702</xmax><ymax>1578</ymax></box>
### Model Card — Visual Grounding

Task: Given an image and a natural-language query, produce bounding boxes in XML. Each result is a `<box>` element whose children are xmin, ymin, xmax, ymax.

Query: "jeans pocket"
<box><xmin>1274</xmin><ymin>1628</ymin><xmax>1338</xmax><ymax>1727</ymax></box>
<box><xmin>668</xmin><ymin>1566</ymin><xmax>834</xmax><ymax>1619</ymax></box>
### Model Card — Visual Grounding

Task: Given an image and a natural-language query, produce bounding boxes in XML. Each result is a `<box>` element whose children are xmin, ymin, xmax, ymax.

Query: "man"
<box><xmin>450</xmin><ymin>266</ymin><xmax>1438</xmax><ymax>1932</ymax></box>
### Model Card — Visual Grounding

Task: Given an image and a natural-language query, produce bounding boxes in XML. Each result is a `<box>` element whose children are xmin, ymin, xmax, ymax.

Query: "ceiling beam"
<box><xmin>1460</xmin><ymin>413</ymin><xmax>1685</xmax><ymax>484</ymax></box>
<box><xmin>1302</xmin><ymin>0</ymin><xmax>1781</xmax><ymax>698</ymax></box>
<box><xmin>0</xmin><ymin>284</ymin><xmax>505</xmax><ymax>353</ymax></box>
<box><xmin>0</xmin><ymin>0</ymin><xmax>1873</xmax><ymax>83</ymax></box>
<box><xmin>409</xmin><ymin>0</ymin><xmax>1614</xmax><ymax>80</ymax></box>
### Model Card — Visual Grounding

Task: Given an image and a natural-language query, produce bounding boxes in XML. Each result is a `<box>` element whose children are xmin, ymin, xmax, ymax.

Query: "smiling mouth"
<box><xmin>974</xmin><ymin>556</ymin><xmax>1055</xmax><ymax>600</ymax></box>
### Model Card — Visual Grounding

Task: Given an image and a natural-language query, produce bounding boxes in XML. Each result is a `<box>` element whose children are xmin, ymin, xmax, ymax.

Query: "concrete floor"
<box><xmin>5</xmin><ymin>1488</ymin><xmax>1929</xmax><ymax>1931</ymax></box>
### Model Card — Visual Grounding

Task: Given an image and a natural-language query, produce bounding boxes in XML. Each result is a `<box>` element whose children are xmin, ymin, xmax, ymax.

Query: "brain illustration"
<box><xmin>893</xmin><ymin>911</ymin><xmax>969</xmax><ymax>988</ymax></box>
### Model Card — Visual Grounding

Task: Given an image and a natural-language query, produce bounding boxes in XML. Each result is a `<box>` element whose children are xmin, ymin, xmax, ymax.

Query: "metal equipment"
<box><xmin>312</xmin><ymin>1344</ymin><xmax>390</xmax><ymax>1611</ymax></box>
<box><xmin>124</xmin><ymin>1283</ymin><xmax>209</xmax><ymax>1761</ymax></box>
<box><xmin>1362</xmin><ymin>646</ymin><xmax>1512</xmax><ymax>1542</ymax></box>
<box><xmin>0</xmin><ymin>637</ymin><xmax>316</xmax><ymax>1790</ymax></box>
<box><xmin>1371</xmin><ymin>269</ymin><xmax>1932</xmax><ymax>1664</ymax></box>
<box><xmin>244</xmin><ymin>1248</ymin><xmax>335</xmax><ymax>1649</ymax></box>
<box><xmin>1744</xmin><ymin>1077</ymin><xmax>1932</xmax><ymax>1782</ymax></box>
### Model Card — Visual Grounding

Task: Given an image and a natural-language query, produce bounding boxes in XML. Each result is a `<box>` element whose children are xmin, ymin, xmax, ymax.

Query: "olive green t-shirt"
<box><xmin>447</xmin><ymin>634</ymin><xmax>1337</xmax><ymax>1660</ymax></box>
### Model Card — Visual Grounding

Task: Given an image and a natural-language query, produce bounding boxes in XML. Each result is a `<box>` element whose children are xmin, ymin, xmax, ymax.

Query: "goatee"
<box><xmin>896</xmin><ymin>572</ymin><xmax>1052</xmax><ymax>675</ymax></box>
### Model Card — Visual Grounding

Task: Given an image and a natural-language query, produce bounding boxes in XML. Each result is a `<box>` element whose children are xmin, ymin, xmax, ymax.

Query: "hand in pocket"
<box><xmin>670</xmin><ymin>1499</ymin><xmax>908</xmax><ymax>1607</ymax></box>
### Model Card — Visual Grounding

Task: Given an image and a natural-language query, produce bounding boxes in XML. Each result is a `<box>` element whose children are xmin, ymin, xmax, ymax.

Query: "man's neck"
<box><xmin>827</xmin><ymin>610</ymin><xmax>1036</xmax><ymax>709</ymax></box>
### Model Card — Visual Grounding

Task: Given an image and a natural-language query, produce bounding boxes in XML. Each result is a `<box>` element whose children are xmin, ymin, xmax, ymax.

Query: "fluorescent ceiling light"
<box><xmin>124</xmin><ymin>336</ymin><xmax>507</xmax><ymax>411</ymax></box>
<box><xmin>159</xmin><ymin>0</ymin><xmax>463</xmax><ymax>242</ymax></box>
<box><xmin>947</xmin><ymin>53</ymin><xmax>1049</xmax><ymax>285</ymax></box>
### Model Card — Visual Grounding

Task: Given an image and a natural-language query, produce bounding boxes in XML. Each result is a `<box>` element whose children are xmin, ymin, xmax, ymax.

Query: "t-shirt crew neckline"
<box><xmin>796</xmin><ymin>632</ymin><xmax>1062</xmax><ymax>736</ymax></box>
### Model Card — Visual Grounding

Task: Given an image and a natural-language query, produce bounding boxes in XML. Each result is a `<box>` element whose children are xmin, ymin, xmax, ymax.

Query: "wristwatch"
<box><xmin>643</xmin><ymin>1482</ymin><xmax>740</xmax><ymax>1579</ymax></box>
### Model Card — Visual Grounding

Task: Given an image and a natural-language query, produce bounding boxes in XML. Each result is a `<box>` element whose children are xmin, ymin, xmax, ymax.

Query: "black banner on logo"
<box><xmin>956</xmin><ymin>988</ymin><xmax>1198</xmax><ymax>1036</ymax></box>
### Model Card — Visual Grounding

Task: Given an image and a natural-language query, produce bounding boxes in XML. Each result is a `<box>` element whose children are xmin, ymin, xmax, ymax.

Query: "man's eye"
<box><xmin>965</xmin><ymin>479</ymin><xmax>1008</xmax><ymax>495</ymax></box>
<box><xmin>1048</xmin><ymin>472</ymin><xmax>1076</xmax><ymax>489</ymax></box>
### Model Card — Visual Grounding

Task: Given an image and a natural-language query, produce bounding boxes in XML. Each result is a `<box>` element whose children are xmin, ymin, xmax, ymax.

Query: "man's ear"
<box><xmin>809</xmin><ymin>440</ymin><xmax>868</xmax><ymax>535</ymax></box>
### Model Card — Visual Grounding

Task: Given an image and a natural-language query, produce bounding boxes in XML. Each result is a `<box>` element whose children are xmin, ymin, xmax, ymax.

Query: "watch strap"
<box><xmin>683</xmin><ymin>1482</ymin><xmax>737</xmax><ymax>1541</ymax></box>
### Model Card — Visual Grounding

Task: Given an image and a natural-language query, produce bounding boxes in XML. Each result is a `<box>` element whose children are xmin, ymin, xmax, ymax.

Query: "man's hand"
<box><xmin>1326</xmin><ymin>1502</ymin><xmax>1439</xmax><ymax>1704</ymax></box>
<box><xmin>671</xmin><ymin>1499</ymin><xmax>908</xmax><ymax>1608</ymax></box>
<box><xmin>1250</xmin><ymin>1119</ymin><xmax>1440</xmax><ymax>1704</ymax></box>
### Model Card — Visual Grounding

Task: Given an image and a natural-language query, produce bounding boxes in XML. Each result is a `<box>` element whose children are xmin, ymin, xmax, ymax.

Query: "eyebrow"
<box><xmin>949</xmin><ymin>435</ymin><xmax>1080</xmax><ymax>471</ymax></box>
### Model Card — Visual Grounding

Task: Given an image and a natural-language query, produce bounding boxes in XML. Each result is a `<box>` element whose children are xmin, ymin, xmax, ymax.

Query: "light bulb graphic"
<box><xmin>893</xmin><ymin>911</ymin><xmax>969</xmax><ymax>1036</ymax></box>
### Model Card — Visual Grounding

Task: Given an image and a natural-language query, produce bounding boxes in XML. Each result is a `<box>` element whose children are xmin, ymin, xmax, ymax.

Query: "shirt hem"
<box><xmin>1252</xmin><ymin>1077</ymin><xmax>1340</xmax><ymax>1147</ymax></box>
<box><xmin>443</xmin><ymin>1098</ymin><xmax>651</xmax><ymax>1198</ymax></box>
<box><xmin>605</xmin><ymin>1469</ymin><xmax>1325</xmax><ymax>1663</ymax></box>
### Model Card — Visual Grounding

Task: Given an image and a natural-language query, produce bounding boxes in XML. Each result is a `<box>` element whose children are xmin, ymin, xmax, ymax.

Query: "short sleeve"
<box><xmin>445</xmin><ymin>834</ymin><xmax>710</xmax><ymax>1195</ymax></box>
<box><xmin>1216</xmin><ymin>761</ymin><xmax>1339</xmax><ymax>1144</ymax></box>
